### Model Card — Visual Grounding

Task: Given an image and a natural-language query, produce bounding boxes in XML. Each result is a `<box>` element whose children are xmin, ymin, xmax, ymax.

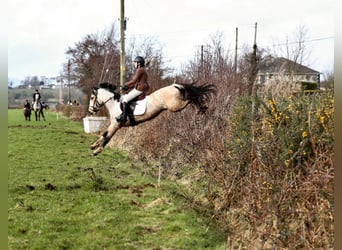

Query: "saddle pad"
<box><xmin>134</xmin><ymin>97</ymin><xmax>148</xmax><ymax>115</ymax></box>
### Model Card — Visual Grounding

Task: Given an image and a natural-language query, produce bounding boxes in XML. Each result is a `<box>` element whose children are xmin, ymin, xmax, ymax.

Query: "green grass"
<box><xmin>8</xmin><ymin>109</ymin><xmax>225</xmax><ymax>250</ymax></box>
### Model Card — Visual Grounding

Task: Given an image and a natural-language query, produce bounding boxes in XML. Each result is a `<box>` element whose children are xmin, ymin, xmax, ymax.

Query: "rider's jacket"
<box><xmin>125</xmin><ymin>67</ymin><xmax>150</xmax><ymax>92</ymax></box>
<box><xmin>33</xmin><ymin>93</ymin><xmax>41</xmax><ymax>102</ymax></box>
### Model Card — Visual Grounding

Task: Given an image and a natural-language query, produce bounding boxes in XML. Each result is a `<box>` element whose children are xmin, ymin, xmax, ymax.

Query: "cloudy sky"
<box><xmin>8</xmin><ymin>0</ymin><xmax>334</xmax><ymax>84</ymax></box>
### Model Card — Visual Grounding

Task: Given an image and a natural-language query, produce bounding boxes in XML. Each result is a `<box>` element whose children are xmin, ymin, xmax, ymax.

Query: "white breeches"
<box><xmin>122</xmin><ymin>88</ymin><xmax>143</xmax><ymax>103</ymax></box>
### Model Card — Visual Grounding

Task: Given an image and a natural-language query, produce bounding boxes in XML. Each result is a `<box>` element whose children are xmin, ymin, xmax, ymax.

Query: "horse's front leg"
<box><xmin>91</xmin><ymin>123</ymin><xmax>120</xmax><ymax>156</ymax></box>
<box><xmin>90</xmin><ymin>137</ymin><xmax>103</xmax><ymax>150</ymax></box>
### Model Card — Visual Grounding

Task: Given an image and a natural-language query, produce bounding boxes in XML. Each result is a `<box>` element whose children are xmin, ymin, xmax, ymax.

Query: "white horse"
<box><xmin>32</xmin><ymin>100</ymin><xmax>46</xmax><ymax>121</ymax></box>
<box><xmin>87</xmin><ymin>82</ymin><xmax>216</xmax><ymax>156</ymax></box>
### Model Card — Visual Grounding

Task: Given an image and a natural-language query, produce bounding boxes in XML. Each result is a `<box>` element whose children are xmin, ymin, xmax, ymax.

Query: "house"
<box><xmin>256</xmin><ymin>56</ymin><xmax>321</xmax><ymax>91</ymax></box>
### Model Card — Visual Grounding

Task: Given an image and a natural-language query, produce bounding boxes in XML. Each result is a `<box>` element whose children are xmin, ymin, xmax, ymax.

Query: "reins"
<box><xmin>89</xmin><ymin>88</ymin><xmax>119</xmax><ymax>113</ymax></box>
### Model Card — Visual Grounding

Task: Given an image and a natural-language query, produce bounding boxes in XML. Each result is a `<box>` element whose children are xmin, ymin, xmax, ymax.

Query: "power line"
<box><xmin>266</xmin><ymin>36</ymin><xmax>334</xmax><ymax>47</ymax></box>
<box><xmin>159</xmin><ymin>35</ymin><xmax>334</xmax><ymax>61</ymax></box>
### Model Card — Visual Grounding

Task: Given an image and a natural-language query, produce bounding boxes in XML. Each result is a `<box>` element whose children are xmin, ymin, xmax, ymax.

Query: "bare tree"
<box><xmin>272</xmin><ymin>25</ymin><xmax>311</xmax><ymax>70</ymax></box>
<box><xmin>182</xmin><ymin>32</ymin><xmax>235</xmax><ymax>85</ymax></box>
<box><xmin>126</xmin><ymin>36</ymin><xmax>171</xmax><ymax>91</ymax></box>
<box><xmin>64</xmin><ymin>22</ymin><xmax>121</xmax><ymax>94</ymax></box>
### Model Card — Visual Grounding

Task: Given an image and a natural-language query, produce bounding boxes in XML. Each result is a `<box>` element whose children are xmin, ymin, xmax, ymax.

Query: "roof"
<box><xmin>258</xmin><ymin>56</ymin><xmax>320</xmax><ymax>75</ymax></box>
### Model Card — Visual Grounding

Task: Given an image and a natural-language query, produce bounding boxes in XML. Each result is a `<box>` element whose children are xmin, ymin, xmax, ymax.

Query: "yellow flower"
<box><xmin>268</xmin><ymin>99</ymin><xmax>276</xmax><ymax>107</ymax></box>
<box><xmin>302</xmin><ymin>131</ymin><xmax>308</xmax><ymax>138</ymax></box>
<box><xmin>262</xmin><ymin>181</ymin><xmax>273</xmax><ymax>190</ymax></box>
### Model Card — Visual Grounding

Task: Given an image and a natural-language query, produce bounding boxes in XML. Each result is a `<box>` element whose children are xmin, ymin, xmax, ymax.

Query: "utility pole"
<box><xmin>200</xmin><ymin>45</ymin><xmax>204</xmax><ymax>78</ymax></box>
<box><xmin>234</xmin><ymin>27</ymin><xmax>238</xmax><ymax>76</ymax></box>
<box><xmin>200</xmin><ymin>45</ymin><xmax>204</xmax><ymax>69</ymax></box>
<box><xmin>68</xmin><ymin>59</ymin><xmax>71</xmax><ymax>103</ymax></box>
<box><xmin>250</xmin><ymin>22</ymin><xmax>258</xmax><ymax>156</ymax></box>
<box><xmin>59</xmin><ymin>76</ymin><xmax>63</xmax><ymax>104</ymax></box>
<box><xmin>120</xmin><ymin>0</ymin><xmax>126</xmax><ymax>86</ymax></box>
<box><xmin>248</xmin><ymin>22</ymin><xmax>258</xmax><ymax>96</ymax></box>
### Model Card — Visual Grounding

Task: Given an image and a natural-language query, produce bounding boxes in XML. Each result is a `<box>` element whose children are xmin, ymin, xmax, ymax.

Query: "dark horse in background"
<box><xmin>24</xmin><ymin>107</ymin><xmax>31</xmax><ymax>121</ymax></box>
<box><xmin>32</xmin><ymin>100</ymin><xmax>46</xmax><ymax>121</ymax></box>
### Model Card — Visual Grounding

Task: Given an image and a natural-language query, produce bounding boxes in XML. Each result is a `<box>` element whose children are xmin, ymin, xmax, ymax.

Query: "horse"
<box><xmin>87</xmin><ymin>82</ymin><xmax>216</xmax><ymax>156</ymax></box>
<box><xmin>32</xmin><ymin>100</ymin><xmax>46</xmax><ymax>121</ymax></box>
<box><xmin>24</xmin><ymin>107</ymin><xmax>31</xmax><ymax>121</ymax></box>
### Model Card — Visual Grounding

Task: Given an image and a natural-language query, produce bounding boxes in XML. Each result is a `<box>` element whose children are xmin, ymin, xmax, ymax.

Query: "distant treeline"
<box><xmin>8</xmin><ymin>88</ymin><xmax>86</xmax><ymax>108</ymax></box>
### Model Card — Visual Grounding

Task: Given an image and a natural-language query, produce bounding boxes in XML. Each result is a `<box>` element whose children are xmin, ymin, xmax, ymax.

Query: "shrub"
<box><xmin>205</xmin><ymin>88</ymin><xmax>334</xmax><ymax>249</ymax></box>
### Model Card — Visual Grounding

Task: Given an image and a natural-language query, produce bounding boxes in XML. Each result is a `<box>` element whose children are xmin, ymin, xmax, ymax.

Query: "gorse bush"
<box><xmin>207</xmin><ymin>88</ymin><xmax>334</xmax><ymax>249</ymax></box>
<box><xmin>226</xmin><ymin>96</ymin><xmax>253</xmax><ymax>176</ymax></box>
<box><xmin>262</xmin><ymin>90</ymin><xmax>334</xmax><ymax>169</ymax></box>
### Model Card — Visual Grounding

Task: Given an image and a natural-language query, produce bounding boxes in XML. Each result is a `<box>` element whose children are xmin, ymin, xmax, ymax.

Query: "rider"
<box><xmin>32</xmin><ymin>89</ymin><xmax>42</xmax><ymax>105</ymax></box>
<box><xmin>116</xmin><ymin>56</ymin><xmax>150</xmax><ymax>123</ymax></box>
<box><xmin>24</xmin><ymin>99</ymin><xmax>31</xmax><ymax>110</ymax></box>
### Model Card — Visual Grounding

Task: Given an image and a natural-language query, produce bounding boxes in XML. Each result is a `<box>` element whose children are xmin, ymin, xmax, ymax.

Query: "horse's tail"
<box><xmin>173</xmin><ymin>83</ymin><xmax>216</xmax><ymax>113</ymax></box>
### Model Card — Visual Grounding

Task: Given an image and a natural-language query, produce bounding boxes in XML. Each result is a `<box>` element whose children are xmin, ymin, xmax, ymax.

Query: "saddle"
<box><xmin>119</xmin><ymin>95</ymin><xmax>148</xmax><ymax>125</ymax></box>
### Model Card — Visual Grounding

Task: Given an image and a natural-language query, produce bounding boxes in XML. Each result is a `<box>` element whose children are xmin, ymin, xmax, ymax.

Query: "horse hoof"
<box><xmin>92</xmin><ymin>150</ymin><xmax>100</xmax><ymax>156</ymax></box>
<box><xmin>92</xmin><ymin>147</ymin><xmax>103</xmax><ymax>156</ymax></box>
<box><xmin>90</xmin><ymin>143</ymin><xmax>100</xmax><ymax>150</ymax></box>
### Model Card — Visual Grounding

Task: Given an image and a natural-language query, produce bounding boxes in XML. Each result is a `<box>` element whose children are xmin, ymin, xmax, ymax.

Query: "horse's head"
<box><xmin>88</xmin><ymin>87</ymin><xmax>100</xmax><ymax>115</ymax></box>
<box><xmin>88</xmin><ymin>83</ymin><xmax>120</xmax><ymax>115</ymax></box>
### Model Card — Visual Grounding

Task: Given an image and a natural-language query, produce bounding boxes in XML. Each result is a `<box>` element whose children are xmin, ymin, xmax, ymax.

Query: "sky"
<box><xmin>8</xmin><ymin>0</ymin><xmax>334</xmax><ymax>85</ymax></box>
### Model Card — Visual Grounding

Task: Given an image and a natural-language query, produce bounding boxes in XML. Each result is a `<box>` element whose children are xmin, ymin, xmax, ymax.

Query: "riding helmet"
<box><xmin>134</xmin><ymin>56</ymin><xmax>145</xmax><ymax>67</ymax></box>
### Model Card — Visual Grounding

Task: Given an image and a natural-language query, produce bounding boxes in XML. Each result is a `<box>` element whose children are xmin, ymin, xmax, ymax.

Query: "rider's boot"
<box><xmin>116</xmin><ymin>102</ymin><xmax>130</xmax><ymax>123</ymax></box>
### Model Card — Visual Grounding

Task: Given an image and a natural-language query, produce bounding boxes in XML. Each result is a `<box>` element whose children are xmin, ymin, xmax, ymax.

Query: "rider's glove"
<box><xmin>121</xmin><ymin>85</ymin><xmax>128</xmax><ymax>91</ymax></box>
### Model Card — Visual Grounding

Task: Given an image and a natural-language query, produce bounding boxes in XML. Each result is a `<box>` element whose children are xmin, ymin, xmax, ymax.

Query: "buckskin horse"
<box><xmin>87</xmin><ymin>82</ymin><xmax>216</xmax><ymax>156</ymax></box>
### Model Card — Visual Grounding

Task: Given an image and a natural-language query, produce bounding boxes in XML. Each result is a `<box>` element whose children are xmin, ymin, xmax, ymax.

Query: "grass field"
<box><xmin>8</xmin><ymin>109</ymin><xmax>225</xmax><ymax>250</ymax></box>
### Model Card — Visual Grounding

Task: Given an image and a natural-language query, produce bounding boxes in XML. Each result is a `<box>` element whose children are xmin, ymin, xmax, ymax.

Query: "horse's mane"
<box><xmin>99</xmin><ymin>82</ymin><xmax>116</xmax><ymax>92</ymax></box>
<box><xmin>98</xmin><ymin>82</ymin><xmax>121</xmax><ymax>101</ymax></box>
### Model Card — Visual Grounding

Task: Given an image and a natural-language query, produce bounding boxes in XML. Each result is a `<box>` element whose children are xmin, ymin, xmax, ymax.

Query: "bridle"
<box><xmin>88</xmin><ymin>88</ymin><xmax>115</xmax><ymax>115</ymax></box>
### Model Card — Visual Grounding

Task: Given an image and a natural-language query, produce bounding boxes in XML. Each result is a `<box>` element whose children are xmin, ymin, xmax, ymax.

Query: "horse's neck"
<box><xmin>97</xmin><ymin>89</ymin><xmax>117</xmax><ymax>118</ymax></box>
<box><xmin>104</xmin><ymin>99</ymin><xmax>119</xmax><ymax>120</ymax></box>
